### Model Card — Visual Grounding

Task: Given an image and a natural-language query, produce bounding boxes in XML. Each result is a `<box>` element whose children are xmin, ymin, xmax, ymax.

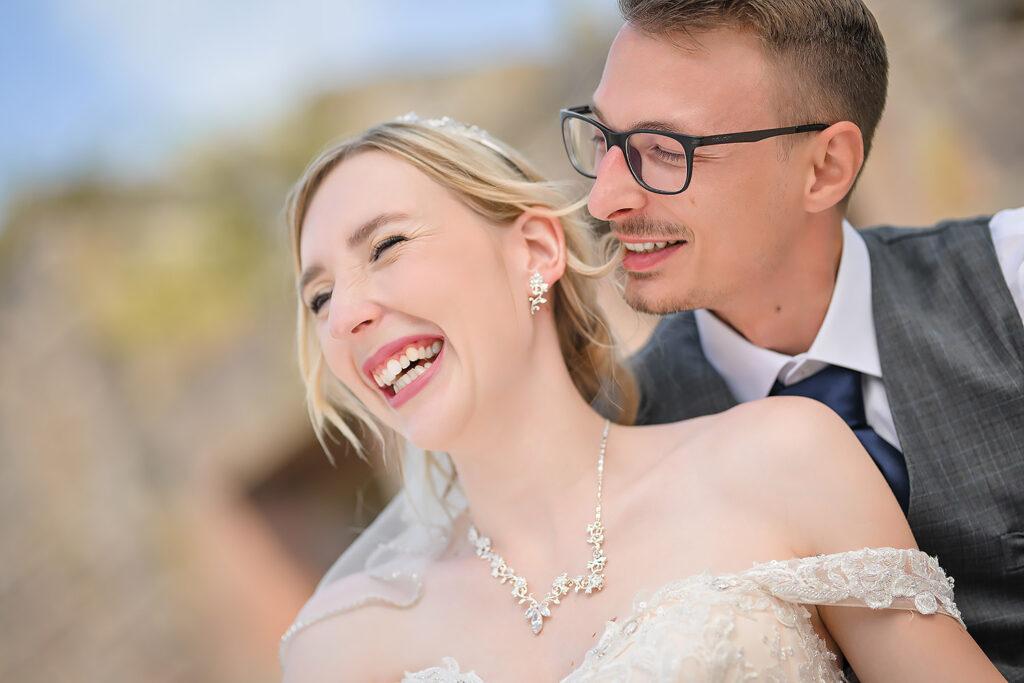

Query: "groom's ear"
<box><xmin>512</xmin><ymin>208</ymin><xmax>567</xmax><ymax>286</ymax></box>
<box><xmin>802</xmin><ymin>121</ymin><xmax>864</xmax><ymax>213</ymax></box>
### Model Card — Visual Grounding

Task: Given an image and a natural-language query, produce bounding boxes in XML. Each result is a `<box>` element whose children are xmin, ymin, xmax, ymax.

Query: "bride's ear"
<box><xmin>512</xmin><ymin>208</ymin><xmax>567</xmax><ymax>286</ymax></box>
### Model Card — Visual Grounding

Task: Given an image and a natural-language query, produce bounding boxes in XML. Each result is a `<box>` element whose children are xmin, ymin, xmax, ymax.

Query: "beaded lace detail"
<box><xmin>404</xmin><ymin>657</ymin><xmax>484</xmax><ymax>682</ymax></box>
<box><xmin>401</xmin><ymin>547</ymin><xmax>963</xmax><ymax>682</ymax></box>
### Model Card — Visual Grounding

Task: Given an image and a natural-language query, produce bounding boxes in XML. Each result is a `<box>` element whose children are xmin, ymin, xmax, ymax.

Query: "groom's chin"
<box><xmin>621</xmin><ymin>271</ymin><xmax>699</xmax><ymax>315</ymax></box>
<box><xmin>623</xmin><ymin>283</ymin><xmax>693</xmax><ymax>316</ymax></box>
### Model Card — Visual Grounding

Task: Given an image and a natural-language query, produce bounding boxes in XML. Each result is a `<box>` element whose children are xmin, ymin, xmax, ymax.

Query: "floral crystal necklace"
<box><xmin>466</xmin><ymin>418</ymin><xmax>610</xmax><ymax>635</ymax></box>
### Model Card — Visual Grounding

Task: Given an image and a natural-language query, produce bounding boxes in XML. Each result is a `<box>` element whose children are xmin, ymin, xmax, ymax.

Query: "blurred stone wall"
<box><xmin>854</xmin><ymin>0</ymin><xmax>1024</xmax><ymax>225</ymax></box>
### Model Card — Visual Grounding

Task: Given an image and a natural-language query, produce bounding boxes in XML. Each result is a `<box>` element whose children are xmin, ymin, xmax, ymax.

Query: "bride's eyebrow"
<box><xmin>346</xmin><ymin>211</ymin><xmax>411</xmax><ymax>249</ymax></box>
<box><xmin>298</xmin><ymin>211</ymin><xmax>411</xmax><ymax>290</ymax></box>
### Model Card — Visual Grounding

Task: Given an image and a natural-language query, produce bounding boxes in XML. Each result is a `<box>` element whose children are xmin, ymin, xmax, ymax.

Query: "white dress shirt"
<box><xmin>694</xmin><ymin>207</ymin><xmax>1024</xmax><ymax>451</ymax></box>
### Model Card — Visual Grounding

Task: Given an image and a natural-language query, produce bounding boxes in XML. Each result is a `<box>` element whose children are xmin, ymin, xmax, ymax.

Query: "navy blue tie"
<box><xmin>769</xmin><ymin>365</ymin><xmax>909</xmax><ymax>513</ymax></box>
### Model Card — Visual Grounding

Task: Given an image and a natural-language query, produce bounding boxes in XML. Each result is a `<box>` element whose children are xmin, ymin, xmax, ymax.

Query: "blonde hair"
<box><xmin>285</xmin><ymin>115</ymin><xmax>637</xmax><ymax>511</ymax></box>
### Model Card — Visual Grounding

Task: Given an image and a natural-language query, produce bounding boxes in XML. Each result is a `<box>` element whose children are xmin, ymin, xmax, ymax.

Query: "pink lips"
<box><xmin>362</xmin><ymin>334</ymin><xmax>445</xmax><ymax>408</ymax></box>
<box><xmin>617</xmin><ymin>237</ymin><xmax>687</xmax><ymax>272</ymax></box>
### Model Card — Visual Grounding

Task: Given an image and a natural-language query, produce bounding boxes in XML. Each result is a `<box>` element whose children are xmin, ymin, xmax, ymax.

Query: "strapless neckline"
<box><xmin>398</xmin><ymin>547</ymin><xmax>963</xmax><ymax>682</ymax></box>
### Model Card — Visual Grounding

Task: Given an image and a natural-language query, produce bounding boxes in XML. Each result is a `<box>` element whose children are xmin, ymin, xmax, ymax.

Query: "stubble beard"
<box><xmin>622</xmin><ymin>270</ymin><xmax>711</xmax><ymax>315</ymax></box>
<box><xmin>614</xmin><ymin>216</ymin><xmax>706</xmax><ymax>315</ymax></box>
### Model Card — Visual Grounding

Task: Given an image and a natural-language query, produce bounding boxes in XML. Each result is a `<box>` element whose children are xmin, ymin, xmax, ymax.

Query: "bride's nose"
<box><xmin>328</xmin><ymin>294</ymin><xmax>382</xmax><ymax>339</ymax></box>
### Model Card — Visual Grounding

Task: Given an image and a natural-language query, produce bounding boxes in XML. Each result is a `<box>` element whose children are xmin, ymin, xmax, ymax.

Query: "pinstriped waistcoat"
<box><xmin>630</xmin><ymin>216</ymin><xmax>1024</xmax><ymax>680</ymax></box>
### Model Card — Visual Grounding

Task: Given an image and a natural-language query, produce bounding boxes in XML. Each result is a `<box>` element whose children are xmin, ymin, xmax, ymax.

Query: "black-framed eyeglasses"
<box><xmin>560</xmin><ymin>105</ymin><xmax>829</xmax><ymax>195</ymax></box>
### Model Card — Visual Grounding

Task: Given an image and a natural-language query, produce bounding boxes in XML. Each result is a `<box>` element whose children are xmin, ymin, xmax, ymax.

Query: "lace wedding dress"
<box><xmin>280</xmin><ymin>455</ymin><xmax>964</xmax><ymax>682</ymax></box>
<box><xmin>398</xmin><ymin>547</ymin><xmax>962</xmax><ymax>682</ymax></box>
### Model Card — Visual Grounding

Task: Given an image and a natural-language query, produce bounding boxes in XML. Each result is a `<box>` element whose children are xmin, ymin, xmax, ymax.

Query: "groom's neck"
<box><xmin>708</xmin><ymin>216</ymin><xmax>844</xmax><ymax>356</ymax></box>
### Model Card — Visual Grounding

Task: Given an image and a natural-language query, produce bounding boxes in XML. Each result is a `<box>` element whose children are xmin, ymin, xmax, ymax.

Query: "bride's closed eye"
<box><xmin>309</xmin><ymin>291</ymin><xmax>331</xmax><ymax>314</ymax></box>
<box><xmin>370</xmin><ymin>234</ymin><xmax>408</xmax><ymax>262</ymax></box>
<box><xmin>306</xmin><ymin>234</ymin><xmax>411</xmax><ymax>314</ymax></box>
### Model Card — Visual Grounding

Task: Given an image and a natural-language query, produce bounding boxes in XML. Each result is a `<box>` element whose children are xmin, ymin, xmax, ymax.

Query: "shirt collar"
<box><xmin>694</xmin><ymin>220</ymin><xmax>882</xmax><ymax>402</ymax></box>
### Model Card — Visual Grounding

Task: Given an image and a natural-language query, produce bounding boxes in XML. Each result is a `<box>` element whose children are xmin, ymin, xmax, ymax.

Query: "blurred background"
<box><xmin>0</xmin><ymin>1</ymin><xmax>1021</xmax><ymax>681</ymax></box>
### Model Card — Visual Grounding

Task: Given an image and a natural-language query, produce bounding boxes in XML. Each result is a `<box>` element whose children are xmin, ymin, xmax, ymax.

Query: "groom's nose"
<box><xmin>587</xmin><ymin>145</ymin><xmax>646</xmax><ymax>223</ymax></box>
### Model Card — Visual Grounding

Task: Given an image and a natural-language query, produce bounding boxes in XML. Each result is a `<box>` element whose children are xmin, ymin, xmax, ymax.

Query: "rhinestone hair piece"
<box><xmin>393</xmin><ymin>112</ymin><xmax>527</xmax><ymax>178</ymax></box>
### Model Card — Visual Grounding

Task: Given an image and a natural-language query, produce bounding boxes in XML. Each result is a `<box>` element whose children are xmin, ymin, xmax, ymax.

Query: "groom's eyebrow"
<box><xmin>591</xmin><ymin>103</ymin><xmax>686</xmax><ymax>135</ymax></box>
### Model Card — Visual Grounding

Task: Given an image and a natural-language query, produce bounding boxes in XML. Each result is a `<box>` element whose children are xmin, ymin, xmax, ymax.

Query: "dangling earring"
<box><xmin>529</xmin><ymin>271</ymin><xmax>549</xmax><ymax>315</ymax></box>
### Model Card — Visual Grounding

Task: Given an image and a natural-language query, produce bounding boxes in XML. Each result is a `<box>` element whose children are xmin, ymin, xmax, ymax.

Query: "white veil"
<box><xmin>278</xmin><ymin>444</ymin><xmax>466</xmax><ymax>667</ymax></box>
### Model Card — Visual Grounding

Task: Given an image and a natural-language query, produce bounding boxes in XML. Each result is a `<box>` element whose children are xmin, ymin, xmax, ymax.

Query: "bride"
<box><xmin>278</xmin><ymin>115</ymin><xmax>1001</xmax><ymax>682</ymax></box>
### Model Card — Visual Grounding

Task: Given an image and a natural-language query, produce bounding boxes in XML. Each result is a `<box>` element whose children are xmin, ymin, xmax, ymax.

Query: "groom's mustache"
<box><xmin>612</xmin><ymin>216</ymin><xmax>693</xmax><ymax>242</ymax></box>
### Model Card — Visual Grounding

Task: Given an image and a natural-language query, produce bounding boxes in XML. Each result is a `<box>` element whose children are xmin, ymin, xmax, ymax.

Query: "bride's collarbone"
<box><xmin>363</xmin><ymin>419</ymin><xmax>806</xmax><ymax>679</ymax></box>
<box><xmin>392</xmin><ymin>533</ymin><xmax>795</xmax><ymax>681</ymax></box>
<box><xmin>403</xmin><ymin>585</ymin><xmax>634</xmax><ymax>679</ymax></box>
<box><xmin>392</xmin><ymin>556</ymin><xmax>650</xmax><ymax>679</ymax></box>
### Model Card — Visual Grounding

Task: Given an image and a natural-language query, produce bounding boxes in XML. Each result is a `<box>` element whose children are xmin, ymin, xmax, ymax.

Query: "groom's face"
<box><xmin>588</xmin><ymin>25</ymin><xmax>810</xmax><ymax>314</ymax></box>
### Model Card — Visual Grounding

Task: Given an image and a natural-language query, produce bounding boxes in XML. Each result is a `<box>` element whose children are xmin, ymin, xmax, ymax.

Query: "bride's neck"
<box><xmin>444</xmin><ymin>341</ymin><xmax>612</xmax><ymax>572</ymax></box>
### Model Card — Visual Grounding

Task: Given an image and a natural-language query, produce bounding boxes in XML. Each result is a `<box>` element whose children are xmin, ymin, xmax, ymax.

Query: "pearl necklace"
<box><xmin>467</xmin><ymin>419</ymin><xmax>610</xmax><ymax>635</ymax></box>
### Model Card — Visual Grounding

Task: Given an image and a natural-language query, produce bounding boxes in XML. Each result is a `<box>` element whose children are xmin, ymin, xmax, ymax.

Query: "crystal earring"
<box><xmin>529</xmin><ymin>271</ymin><xmax>549</xmax><ymax>315</ymax></box>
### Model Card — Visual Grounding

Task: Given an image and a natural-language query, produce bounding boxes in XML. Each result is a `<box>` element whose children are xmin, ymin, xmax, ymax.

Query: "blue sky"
<box><xmin>0</xmin><ymin>0</ymin><xmax>619</xmax><ymax>219</ymax></box>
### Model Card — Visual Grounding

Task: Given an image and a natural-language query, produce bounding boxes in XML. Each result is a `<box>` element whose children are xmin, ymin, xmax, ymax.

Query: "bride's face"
<box><xmin>298</xmin><ymin>151</ymin><xmax>535</xmax><ymax>448</ymax></box>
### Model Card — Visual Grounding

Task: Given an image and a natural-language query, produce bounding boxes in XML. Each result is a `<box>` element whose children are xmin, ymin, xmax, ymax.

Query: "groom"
<box><xmin>560</xmin><ymin>0</ymin><xmax>1024</xmax><ymax>678</ymax></box>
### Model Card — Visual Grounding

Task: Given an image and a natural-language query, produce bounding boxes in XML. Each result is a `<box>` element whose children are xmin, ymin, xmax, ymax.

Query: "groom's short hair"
<box><xmin>618</xmin><ymin>0</ymin><xmax>889</xmax><ymax>160</ymax></box>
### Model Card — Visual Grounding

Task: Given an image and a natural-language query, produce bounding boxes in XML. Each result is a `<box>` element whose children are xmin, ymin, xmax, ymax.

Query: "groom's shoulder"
<box><xmin>857</xmin><ymin>213</ymin><xmax>994</xmax><ymax>246</ymax></box>
<box><xmin>857</xmin><ymin>213</ymin><xmax>1007</xmax><ymax>284</ymax></box>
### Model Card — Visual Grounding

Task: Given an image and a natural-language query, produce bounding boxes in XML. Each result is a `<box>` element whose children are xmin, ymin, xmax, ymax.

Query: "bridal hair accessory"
<box><xmin>467</xmin><ymin>418</ymin><xmax>610</xmax><ymax>635</ymax></box>
<box><xmin>394</xmin><ymin>112</ymin><xmax>530</xmax><ymax>180</ymax></box>
<box><xmin>396</xmin><ymin>112</ymin><xmax>482</xmax><ymax>134</ymax></box>
<box><xmin>396</xmin><ymin>112</ymin><xmax>503</xmax><ymax>156</ymax></box>
<box><xmin>528</xmin><ymin>271</ymin><xmax>549</xmax><ymax>316</ymax></box>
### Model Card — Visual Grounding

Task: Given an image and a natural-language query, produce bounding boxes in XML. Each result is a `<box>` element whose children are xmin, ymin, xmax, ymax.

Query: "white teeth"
<box><xmin>394</xmin><ymin>365</ymin><xmax>428</xmax><ymax>394</ymax></box>
<box><xmin>372</xmin><ymin>340</ymin><xmax>444</xmax><ymax>391</ymax></box>
<box><xmin>623</xmin><ymin>240</ymin><xmax>680</xmax><ymax>253</ymax></box>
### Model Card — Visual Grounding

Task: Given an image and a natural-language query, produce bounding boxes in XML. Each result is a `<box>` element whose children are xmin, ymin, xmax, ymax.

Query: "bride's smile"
<box><xmin>363</xmin><ymin>335</ymin><xmax>445</xmax><ymax>406</ymax></box>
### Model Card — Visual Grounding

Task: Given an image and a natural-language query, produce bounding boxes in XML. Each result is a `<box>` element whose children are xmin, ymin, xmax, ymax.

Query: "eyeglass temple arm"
<box><xmin>696</xmin><ymin>124</ymin><xmax>829</xmax><ymax>147</ymax></box>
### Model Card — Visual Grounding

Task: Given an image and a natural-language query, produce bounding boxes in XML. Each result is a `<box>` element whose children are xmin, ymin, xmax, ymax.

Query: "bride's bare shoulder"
<box><xmin>687</xmin><ymin>395</ymin><xmax>862</xmax><ymax>468</ymax></box>
<box><xmin>638</xmin><ymin>397</ymin><xmax>910</xmax><ymax>549</ymax></box>
<box><xmin>281</xmin><ymin>571</ymin><xmax>417</xmax><ymax>683</ymax></box>
<box><xmin>625</xmin><ymin>397</ymin><xmax>842</xmax><ymax>474</ymax></box>
<box><xmin>281</xmin><ymin>553</ymin><xmax>474</xmax><ymax>682</ymax></box>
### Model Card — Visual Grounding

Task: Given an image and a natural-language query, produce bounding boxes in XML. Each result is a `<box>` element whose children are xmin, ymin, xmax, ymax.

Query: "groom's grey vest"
<box><xmin>631</xmin><ymin>216</ymin><xmax>1024</xmax><ymax>680</ymax></box>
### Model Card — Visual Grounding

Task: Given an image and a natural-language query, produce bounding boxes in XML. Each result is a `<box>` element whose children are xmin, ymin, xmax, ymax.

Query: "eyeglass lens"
<box><xmin>562</xmin><ymin>116</ymin><xmax>689</xmax><ymax>193</ymax></box>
